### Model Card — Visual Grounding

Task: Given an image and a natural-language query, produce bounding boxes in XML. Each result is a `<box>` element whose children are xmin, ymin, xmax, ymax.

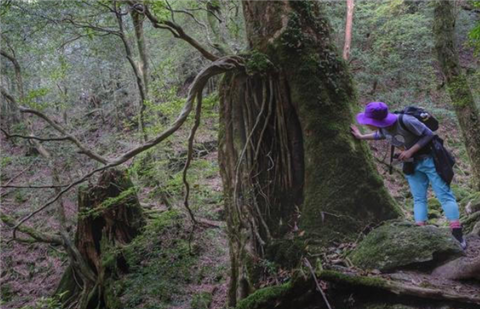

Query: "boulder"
<box><xmin>350</xmin><ymin>222</ymin><xmax>464</xmax><ymax>272</ymax></box>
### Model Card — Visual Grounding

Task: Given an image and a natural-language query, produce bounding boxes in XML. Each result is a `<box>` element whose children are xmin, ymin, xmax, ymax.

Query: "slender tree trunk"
<box><xmin>131</xmin><ymin>10</ymin><xmax>149</xmax><ymax>96</ymax></box>
<box><xmin>343</xmin><ymin>0</ymin><xmax>355</xmax><ymax>60</ymax></box>
<box><xmin>219</xmin><ymin>1</ymin><xmax>400</xmax><ymax>306</ymax></box>
<box><xmin>0</xmin><ymin>49</ymin><xmax>22</xmax><ymax>123</ymax></box>
<box><xmin>114</xmin><ymin>1</ymin><xmax>148</xmax><ymax>142</ymax></box>
<box><xmin>433</xmin><ymin>0</ymin><xmax>480</xmax><ymax>190</ymax></box>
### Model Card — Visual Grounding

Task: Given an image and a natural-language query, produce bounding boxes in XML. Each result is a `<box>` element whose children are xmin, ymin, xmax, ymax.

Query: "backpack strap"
<box><xmin>398</xmin><ymin>114</ymin><xmax>412</xmax><ymax>134</ymax></box>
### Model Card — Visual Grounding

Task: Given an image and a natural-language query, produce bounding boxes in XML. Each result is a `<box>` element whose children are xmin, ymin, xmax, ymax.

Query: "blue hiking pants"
<box><xmin>405</xmin><ymin>156</ymin><xmax>459</xmax><ymax>223</ymax></box>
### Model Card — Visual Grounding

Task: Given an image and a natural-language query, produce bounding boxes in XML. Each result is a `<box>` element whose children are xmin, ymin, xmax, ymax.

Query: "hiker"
<box><xmin>350</xmin><ymin>101</ymin><xmax>466</xmax><ymax>249</ymax></box>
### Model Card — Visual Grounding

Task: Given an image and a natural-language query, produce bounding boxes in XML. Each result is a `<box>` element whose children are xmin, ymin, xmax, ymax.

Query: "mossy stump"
<box><xmin>56</xmin><ymin>169</ymin><xmax>145</xmax><ymax>309</ymax></box>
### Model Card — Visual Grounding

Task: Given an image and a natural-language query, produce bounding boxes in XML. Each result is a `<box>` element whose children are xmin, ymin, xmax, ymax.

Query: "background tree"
<box><xmin>434</xmin><ymin>0</ymin><xmax>480</xmax><ymax>190</ymax></box>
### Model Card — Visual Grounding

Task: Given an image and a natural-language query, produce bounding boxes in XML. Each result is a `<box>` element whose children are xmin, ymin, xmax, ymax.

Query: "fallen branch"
<box><xmin>304</xmin><ymin>259</ymin><xmax>333</xmax><ymax>309</ymax></box>
<box><xmin>0</xmin><ymin>211</ymin><xmax>63</xmax><ymax>245</ymax></box>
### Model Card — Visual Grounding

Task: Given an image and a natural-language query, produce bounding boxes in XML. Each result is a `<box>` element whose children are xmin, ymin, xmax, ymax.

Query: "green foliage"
<box><xmin>18</xmin><ymin>292</ymin><xmax>67</xmax><ymax>309</ymax></box>
<box><xmin>79</xmin><ymin>186</ymin><xmax>138</xmax><ymax>219</ymax></box>
<box><xmin>245</xmin><ymin>50</ymin><xmax>275</xmax><ymax>75</ymax></box>
<box><xmin>190</xmin><ymin>292</ymin><xmax>213</xmax><ymax>309</ymax></box>
<box><xmin>110</xmin><ymin>211</ymin><xmax>196</xmax><ymax>308</ymax></box>
<box><xmin>22</xmin><ymin>88</ymin><xmax>50</xmax><ymax>110</ymax></box>
<box><xmin>149</xmin><ymin>0</ymin><xmax>170</xmax><ymax>21</ymax></box>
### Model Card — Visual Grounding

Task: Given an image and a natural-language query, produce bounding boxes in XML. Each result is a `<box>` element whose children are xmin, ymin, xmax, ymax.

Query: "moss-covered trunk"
<box><xmin>56</xmin><ymin>169</ymin><xmax>145</xmax><ymax>309</ymax></box>
<box><xmin>219</xmin><ymin>1</ymin><xmax>400</xmax><ymax>306</ymax></box>
<box><xmin>433</xmin><ymin>0</ymin><xmax>480</xmax><ymax>190</ymax></box>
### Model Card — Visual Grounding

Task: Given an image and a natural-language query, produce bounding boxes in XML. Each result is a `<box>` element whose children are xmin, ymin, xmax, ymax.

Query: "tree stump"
<box><xmin>57</xmin><ymin>169</ymin><xmax>145</xmax><ymax>309</ymax></box>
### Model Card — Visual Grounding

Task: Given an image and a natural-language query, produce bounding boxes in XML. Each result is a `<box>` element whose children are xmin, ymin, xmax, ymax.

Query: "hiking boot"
<box><xmin>451</xmin><ymin>228</ymin><xmax>467</xmax><ymax>250</ymax></box>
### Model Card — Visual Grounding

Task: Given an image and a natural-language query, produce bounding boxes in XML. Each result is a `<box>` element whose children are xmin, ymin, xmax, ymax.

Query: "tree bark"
<box><xmin>219</xmin><ymin>1</ymin><xmax>400</xmax><ymax>306</ymax></box>
<box><xmin>56</xmin><ymin>169</ymin><xmax>145</xmax><ymax>309</ymax></box>
<box><xmin>343</xmin><ymin>0</ymin><xmax>355</xmax><ymax>61</ymax></box>
<box><xmin>131</xmin><ymin>9</ymin><xmax>149</xmax><ymax>96</ymax></box>
<box><xmin>0</xmin><ymin>49</ymin><xmax>23</xmax><ymax>124</ymax></box>
<box><xmin>114</xmin><ymin>1</ymin><xmax>148</xmax><ymax>142</ymax></box>
<box><xmin>433</xmin><ymin>0</ymin><xmax>480</xmax><ymax>190</ymax></box>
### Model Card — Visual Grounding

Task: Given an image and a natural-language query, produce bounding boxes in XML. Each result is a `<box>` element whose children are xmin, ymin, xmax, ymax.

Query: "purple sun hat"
<box><xmin>356</xmin><ymin>102</ymin><xmax>397</xmax><ymax>128</ymax></box>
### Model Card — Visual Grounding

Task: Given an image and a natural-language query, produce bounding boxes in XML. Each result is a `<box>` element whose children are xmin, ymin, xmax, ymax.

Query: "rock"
<box><xmin>349</xmin><ymin>222</ymin><xmax>464</xmax><ymax>272</ymax></box>
<box><xmin>460</xmin><ymin>192</ymin><xmax>480</xmax><ymax>214</ymax></box>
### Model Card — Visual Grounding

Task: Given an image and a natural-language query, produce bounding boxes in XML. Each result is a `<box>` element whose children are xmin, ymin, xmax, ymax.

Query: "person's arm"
<box><xmin>351</xmin><ymin>125</ymin><xmax>382</xmax><ymax>140</ymax></box>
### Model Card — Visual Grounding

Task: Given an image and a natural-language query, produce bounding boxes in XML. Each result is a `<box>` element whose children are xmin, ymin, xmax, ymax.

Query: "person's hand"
<box><xmin>350</xmin><ymin>125</ymin><xmax>363</xmax><ymax>140</ymax></box>
<box><xmin>398</xmin><ymin>150</ymin><xmax>413</xmax><ymax>161</ymax></box>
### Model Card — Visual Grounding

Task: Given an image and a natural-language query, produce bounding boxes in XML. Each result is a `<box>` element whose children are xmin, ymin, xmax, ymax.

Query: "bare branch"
<box><xmin>1</xmin><ymin>128</ymin><xmax>70</xmax><ymax>142</ymax></box>
<box><xmin>19</xmin><ymin>107</ymin><xmax>109</xmax><ymax>164</ymax></box>
<box><xmin>1</xmin><ymin>184</ymin><xmax>68</xmax><ymax>189</ymax></box>
<box><xmin>12</xmin><ymin>56</ymin><xmax>244</xmax><ymax>237</ymax></box>
<box><xmin>1</xmin><ymin>159</ymin><xmax>38</xmax><ymax>187</ymax></box>
<box><xmin>182</xmin><ymin>91</ymin><xmax>203</xmax><ymax>225</ymax></box>
<box><xmin>62</xmin><ymin>16</ymin><xmax>121</xmax><ymax>36</ymax></box>
<box><xmin>1</xmin><ymin>211</ymin><xmax>63</xmax><ymax>245</ymax></box>
<box><xmin>142</xmin><ymin>4</ymin><xmax>219</xmax><ymax>62</ymax></box>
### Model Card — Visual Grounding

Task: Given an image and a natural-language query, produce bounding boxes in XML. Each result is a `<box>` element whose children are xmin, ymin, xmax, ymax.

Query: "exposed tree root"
<box><xmin>318</xmin><ymin>270</ymin><xmax>480</xmax><ymax>306</ymax></box>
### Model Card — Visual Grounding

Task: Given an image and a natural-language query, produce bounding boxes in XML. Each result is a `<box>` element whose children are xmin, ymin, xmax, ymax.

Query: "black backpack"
<box><xmin>388</xmin><ymin>106</ymin><xmax>455</xmax><ymax>185</ymax></box>
<box><xmin>395</xmin><ymin>106</ymin><xmax>439</xmax><ymax>132</ymax></box>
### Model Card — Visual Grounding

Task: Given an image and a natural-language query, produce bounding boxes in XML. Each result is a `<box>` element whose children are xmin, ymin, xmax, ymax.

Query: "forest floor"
<box><xmin>1</xmin><ymin>107</ymin><xmax>479</xmax><ymax>308</ymax></box>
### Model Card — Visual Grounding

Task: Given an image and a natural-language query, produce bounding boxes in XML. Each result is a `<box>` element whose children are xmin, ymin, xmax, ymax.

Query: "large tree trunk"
<box><xmin>56</xmin><ymin>169</ymin><xmax>145</xmax><ymax>309</ymax></box>
<box><xmin>219</xmin><ymin>1</ymin><xmax>400</xmax><ymax>306</ymax></box>
<box><xmin>433</xmin><ymin>0</ymin><xmax>480</xmax><ymax>190</ymax></box>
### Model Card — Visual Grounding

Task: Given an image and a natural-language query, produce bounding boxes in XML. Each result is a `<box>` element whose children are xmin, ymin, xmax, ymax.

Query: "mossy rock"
<box><xmin>460</xmin><ymin>192</ymin><xmax>480</xmax><ymax>214</ymax></box>
<box><xmin>350</xmin><ymin>222</ymin><xmax>464</xmax><ymax>272</ymax></box>
<box><xmin>427</xmin><ymin>197</ymin><xmax>441</xmax><ymax>212</ymax></box>
<box><xmin>451</xmin><ymin>184</ymin><xmax>471</xmax><ymax>203</ymax></box>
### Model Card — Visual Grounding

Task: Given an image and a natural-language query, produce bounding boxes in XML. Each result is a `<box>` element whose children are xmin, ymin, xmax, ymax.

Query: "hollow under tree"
<box><xmin>218</xmin><ymin>1</ymin><xmax>400</xmax><ymax>306</ymax></box>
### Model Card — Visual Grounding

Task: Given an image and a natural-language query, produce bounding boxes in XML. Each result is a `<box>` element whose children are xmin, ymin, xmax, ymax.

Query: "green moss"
<box><xmin>79</xmin><ymin>187</ymin><xmax>138</xmax><ymax>219</ymax></box>
<box><xmin>235</xmin><ymin>282</ymin><xmax>292</xmax><ymax>309</ymax></box>
<box><xmin>271</xmin><ymin>1</ymin><xmax>401</xmax><ymax>245</ymax></box>
<box><xmin>245</xmin><ymin>50</ymin><xmax>275</xmax><ymax>76</ymax></box>
<box><xmin>318</xmin><ymin>270</ymin><xmax>387</xmax><ymax>289</ymax></box>
<box><xmin>109</xmin><ymin>210</ymin><xmax>197</xmax><ymax>309</ymax></box>
<box><xmin>265</xmin><ymin>239</ymin><xmax>304</xmax><ymax>269</ymax></box>
<box><xmin>191</xmin><ymin>292</ymin><xmax>213</xmax><ymax>309</ymax></box>
<box><xmin>349</xmin><ymin>223</ymin><xmax>464</xmax><ymax>271</ymax></box>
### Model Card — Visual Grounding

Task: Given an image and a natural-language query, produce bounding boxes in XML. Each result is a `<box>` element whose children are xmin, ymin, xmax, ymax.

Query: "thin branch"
<box><xmin>304</xmin><ymin>259</ymin><xmax>333</xmax><ymax>309</ymax></box>
<box><xmin>142</xmin><ymin>4</ymin><xmax>219</xmax><ymax>61</ymax></box>
<box><xmin>1</xmin><ymin>159</ymin><xmax>38</xmax><ymax>187</ymax></box>
<box><xmin>1</xmin><ymin>184</ymin><xmax>68</xmax><ymax>189</ymax></box>
<box><xmin>62</xmin><ymin>16</ymin><xmax>121</xmax><ymax>36</ymax></box>
<box><xmin>12</xmin><ymin>56</ymin><xmax>244</xmax><ymax>237</ymax></box>
<box><xmin>1</xmin><ymin>128</ymin><xmax>70</xmax><ymax>142</ymax></box>
<box><xmin>182</xmin><ymin>91</ymin><xmax>203</xmax><ymax>225</ymax></box>
<box><xmin>19</xmin><ymin>107</ymin><xmax>109</xmax><ymax>164</ymax></box>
